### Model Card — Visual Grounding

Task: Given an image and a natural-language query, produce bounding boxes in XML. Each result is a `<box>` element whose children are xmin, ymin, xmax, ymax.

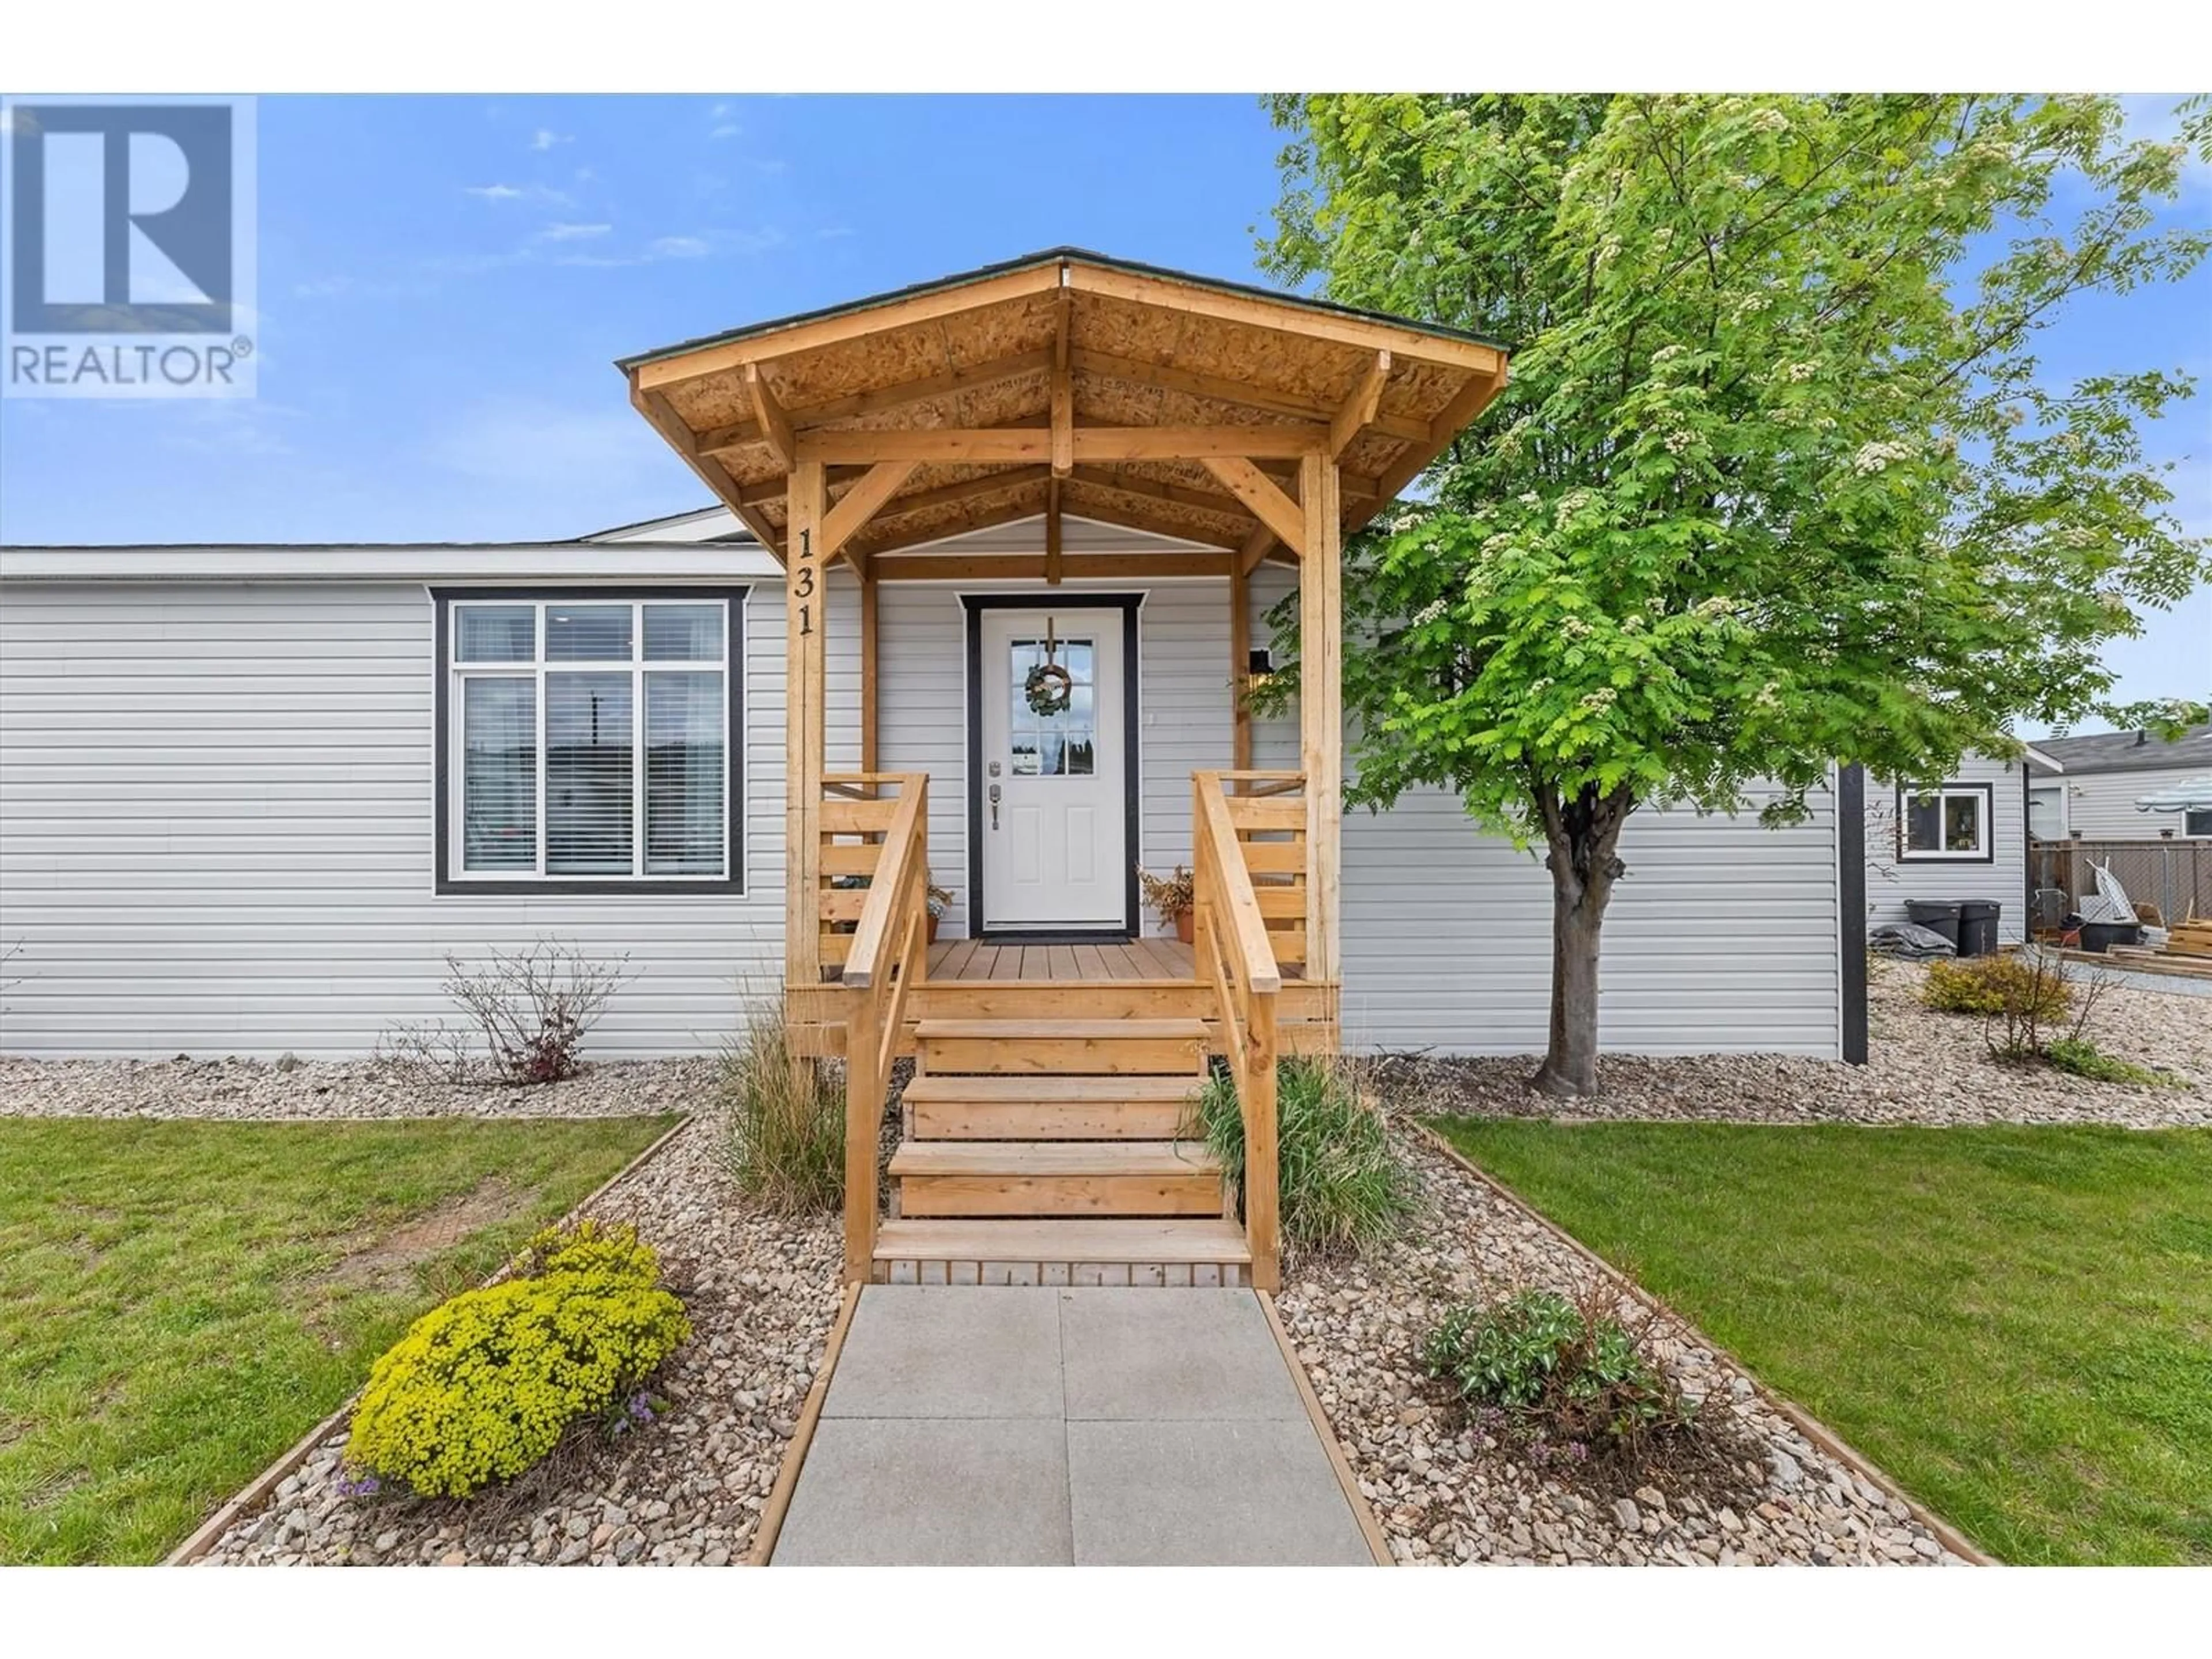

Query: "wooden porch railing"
<box><xmin>1191</xmin><ymin>768</ymin><xmax>1306</xmax><ymax>1293</ymax></box>
<box><xmin>820</xmin><ymin>772</ymin><xmax>930</xmax><ymax>1282</ymax></box>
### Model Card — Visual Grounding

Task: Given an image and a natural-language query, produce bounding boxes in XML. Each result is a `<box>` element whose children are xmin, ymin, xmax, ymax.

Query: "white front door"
<box><xmin>977</xmin><ymin>607</ymin><xmax>1127</xmax><ymax>931</ymax></box>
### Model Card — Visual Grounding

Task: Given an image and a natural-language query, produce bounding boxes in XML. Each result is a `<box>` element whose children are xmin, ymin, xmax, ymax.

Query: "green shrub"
<box><xmin>719</xmin><ymin>997</ymin><xmax>844</xmax><ymax>1214</ymax></box>
<box><xmin>1421</xmin><ymin>1286</ymin><xmax>1688</xmax><ymax>1450</ymax></box>
<box><xmin>1922</xmin><ymin>955</ymin><xmax>2071</xmax><ymax>1021</ymax></box>
<box><xmin>2044</xmin><ymin>1037</ymin><xmax>2180</xmax><ymax>1088</ymax></box>
<box><xmin>1185</xmin><ymin>1055</ymin><xmax>1413</xmax><ymax>1256</ymax></box>
<box><xmin>344</xmin><ymin>1221</ymin><xmax>690</xmax><ymax>1499</ymax></box>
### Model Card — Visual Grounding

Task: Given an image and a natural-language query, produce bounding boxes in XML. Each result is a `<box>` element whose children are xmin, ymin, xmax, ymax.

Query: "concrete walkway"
<box><xmin>771</xmin><ymin>1287</ymin><xmax>1376</xmax><ymax>1566</ymax></box>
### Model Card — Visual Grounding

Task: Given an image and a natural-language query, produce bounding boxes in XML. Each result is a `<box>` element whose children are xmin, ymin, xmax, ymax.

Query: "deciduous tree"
<box><xmin>1262</xmin><ymin>94</ymin><xmax>2207</xmax><ymax>1094</ymax></box>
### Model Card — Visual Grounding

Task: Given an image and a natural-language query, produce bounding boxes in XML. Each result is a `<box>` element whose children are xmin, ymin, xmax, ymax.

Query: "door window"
<box><xmin>1007</xmin><ymin>637</ymin><xmax>1096</xmax><ymax>778</ymax></box>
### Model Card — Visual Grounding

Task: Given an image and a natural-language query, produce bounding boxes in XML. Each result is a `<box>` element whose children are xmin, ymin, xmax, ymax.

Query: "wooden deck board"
<box><xmin>926</xmin><ymin>938</ymin><xmax>1199</xmax><ymax>982</ymax></box>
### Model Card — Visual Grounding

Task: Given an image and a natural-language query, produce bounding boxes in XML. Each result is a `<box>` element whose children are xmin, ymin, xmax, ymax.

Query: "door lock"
<box><xmin>988</xmin><ymin>782</ymin><xmax>1001</xmax><ymax>829</ymax></box>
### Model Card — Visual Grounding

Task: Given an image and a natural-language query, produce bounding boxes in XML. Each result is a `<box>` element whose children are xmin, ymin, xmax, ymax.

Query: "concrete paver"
<box><xmin>772</xmin><ymin>1285</ymin><xmax>1375</xmax><ymax>1566</ymax></box>
<box><xmin>1066</xmin><ymin>1419</ymin><xmax>1375</xmax><ymax>1565</ymax></box>
<box><xmin>772</xmin><ymin>1417</ymin><xmax>1071</xmax><ymax>1566</ymax></box>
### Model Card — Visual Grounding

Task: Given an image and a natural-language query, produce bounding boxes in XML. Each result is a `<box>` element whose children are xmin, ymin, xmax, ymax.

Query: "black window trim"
<box><xmin>1895</xmin><ymin>779</ymin><xmax>1995</xmax><ymax>865</ymax></box>
<box><xmin>432</xmin><ymin>584</ymin><xmax>748</xmax><ymax>896</ymax></box>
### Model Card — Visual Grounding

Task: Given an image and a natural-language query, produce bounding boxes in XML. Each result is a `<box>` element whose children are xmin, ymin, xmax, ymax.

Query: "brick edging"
<box><xmin>164</xmin><ymin>1113</ymin><xmax>696</xmax><ymax>1566</ymax></box>
<box><xmin>1406</xmin><ymin>1119</ymin><xmax>1996</xmax><ymax>1567</ymax></box>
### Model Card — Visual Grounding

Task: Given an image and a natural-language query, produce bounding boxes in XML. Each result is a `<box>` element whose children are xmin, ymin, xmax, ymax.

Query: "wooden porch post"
<box><xmin>1298</xmin><ymin>452</ymin><xmax>1343</xmax><ymax>993</ymax></box>
<box><xmin>1229</xmin><ymin>561</ymin><xmax>1253</xmax><ymax>771</ymax></box>
<box><xmin>786</xmin><ymin>459</ymin><xmax>828</xmax><ymax>988</ymax></box>
<box><xmin>859</xmin><ymin>569</ymin><xmax>880</xmax><ymax>775</ymax></box>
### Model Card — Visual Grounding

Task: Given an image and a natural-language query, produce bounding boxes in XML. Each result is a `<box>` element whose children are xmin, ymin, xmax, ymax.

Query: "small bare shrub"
<box><xmin>380</xmin><ymin>940</ymin><xmax>630</xmax><ymax>1085</ymax></box>
<box><xmin>719</xmin><ymin>994</ymin><xmax>844</xmax><ymax>1214</ymax></box>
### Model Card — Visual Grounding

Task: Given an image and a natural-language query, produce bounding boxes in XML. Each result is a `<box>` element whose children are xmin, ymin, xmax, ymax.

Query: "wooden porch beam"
<box><xmin>1201</xmin><ymin>457</ymin><xmax>1305</xmax><ymax>548</ymax></box>
<box><xmin>628</xmin><ymin>380</ymin><xmax>786</xmax><ymax>560</ymax></box>
<box><xmin>786</xmin><ymin>459</ymin><xmax>828</xmax><ymax>987</ymax></box>
<box><xmin>819</xmin><ymin>460</ymin><xmax>920</xmax><ymax>565</ymax></box>
<box><xmin>1045</xmin><ymin>477</ymin><xmax>1063</xmax><ymax>585</ymax></box>
<box><xmin>1066</xmin><ymin>465</ymin><xmax>1247</xmax><ymax>520</ymax></box>
<box><xmin>745</xmin><ymin>363</ymin><xmax>797</xmax><ymax>470</ymax></box>
<box><xmin>697</xmin><ymin>347</ymin><xmax>1055</xmax><ymax>456</ymax></box>
<box><xmin>796</xmin><ymin>425</ymin><xmax>1325</xmax><ymax>465</ymax></box>
<box><xmin>1299</xmin><ymin>452</ymin><xmax>1344</xmax><ymax>987</ymax></box>
<box><xmin>1329</xmin><ymin>350</ymin><xmax>1391</xmax><ymax>459</ymax></box>
<box><xmin>856</xmin><ymin>465</ymin><xmax>1050</xmax><ymax>524</ymax></box>
<box><xmin>1051</xmin><ymin>294</ymin><xmax>1074</xmax><ymax>478</ymax></box>
<box><xmin>871</xmin><ymin>550</ymin><xmax>1232</xmax><ymax>581</ymax></box>
<box><xmin>1237</xmin><ymin>524</ymin><xmax>1279</xmax><ymax>577</ymax></box>
<box><xmin>1366</xmin><ymin>363</ymin><xmax>1510</xmax><ymax>513</ymax></box>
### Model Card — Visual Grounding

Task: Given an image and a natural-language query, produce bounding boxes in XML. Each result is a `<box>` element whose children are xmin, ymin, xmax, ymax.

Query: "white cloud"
<box><xmin>711</xmin><ymin>124</ymin><xmax>741</xmax><ymax>139</ymax></box>
<box><xmin>463</xmin><ymin>182</ymin><xmax>574</xmax><ymax>207</ymax></box>
<box><xmin>529</xmin><ymin>128</ymin><xmax>570</xmax><ymax>152</ymax></box>
<box><xmin>537</xmin><ymin>222</ymin><xmax>613</xmax><ymax>242</ymax></box>
<box><xmin>649</xmin><ymin>235</ymin><xmax>710</xmax><ymax>260</ymax></box>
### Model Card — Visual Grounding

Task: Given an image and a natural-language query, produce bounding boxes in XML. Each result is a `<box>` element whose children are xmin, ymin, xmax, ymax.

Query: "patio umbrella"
<box><xmin>2134</xmin><ymin>775</ymin><xmax>2212</xmax><ymax>813</ymax></box>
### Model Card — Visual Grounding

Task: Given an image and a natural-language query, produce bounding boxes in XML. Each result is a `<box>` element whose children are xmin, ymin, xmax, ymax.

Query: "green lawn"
<box><xmin>0</xmin><ymin>1114</ymin><xmax>677</xmax><ymax>1565</ymax></box>
<box><xmin>1431</xmin><ymin>1119</ymin><xmax>2212</xmax><ymax>1566</ymax></box>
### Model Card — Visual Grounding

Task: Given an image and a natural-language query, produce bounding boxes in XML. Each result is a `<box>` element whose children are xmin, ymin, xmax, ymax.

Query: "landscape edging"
<box><xmin>1405</xmin><ymin>1118</ymin><xmax>1997</xmax><ymax>1567</ymax></box>
<box><xmin>164</xmin><ymin>1112</ymin><xmax>696</xmax><ymax>1566</ymax></box>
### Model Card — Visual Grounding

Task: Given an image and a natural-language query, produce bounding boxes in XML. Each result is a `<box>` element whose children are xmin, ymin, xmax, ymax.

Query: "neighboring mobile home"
<box><xmin>1863</xmin><ymin>751</ymin><xmax>2044</xmax><ymax>945</ymax></box>
<box><xmin>2030</xmin><ymin>723</ymin><xmax>2212</xmax><ymax>840</ymax></box>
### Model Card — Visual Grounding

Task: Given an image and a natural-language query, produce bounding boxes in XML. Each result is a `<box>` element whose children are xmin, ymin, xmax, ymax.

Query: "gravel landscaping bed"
<box><xmin>1379</xmin><ymin>960</ymin><xmax>2210</xmax><ymax>1130</ymax></box>
<box><xmin>1278</xmin><ymin>1127</ymin><xmax>1967</xmax><ymax>1566</ymax></box>
<box><xmin>0</xmin><ymin>1055</ymin><xmax>721</xmax><ymax>1121</ymax></box>
<box><xmin>195</xmin><ymin>1120</ymin><xmax>843</xmax><ymax>1567</ymax></box>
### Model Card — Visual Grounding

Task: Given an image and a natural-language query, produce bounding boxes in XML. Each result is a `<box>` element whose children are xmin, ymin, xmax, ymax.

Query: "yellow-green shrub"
<box><xmin>344</xmin><ymin>1222</ymin><xmax>690</xmax><ymax>1499</ymax></box>
<box><xmin>1922</xmin><ymin>955</ymin><xmax>2071</xmax><ymax>1021</ymax></box>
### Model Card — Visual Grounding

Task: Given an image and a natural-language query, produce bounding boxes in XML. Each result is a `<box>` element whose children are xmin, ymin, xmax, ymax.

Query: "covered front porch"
<box><xmin>620</xmin><ymin>249</ymin><xmax>1506</xmax><ymax>1290</ymax></box>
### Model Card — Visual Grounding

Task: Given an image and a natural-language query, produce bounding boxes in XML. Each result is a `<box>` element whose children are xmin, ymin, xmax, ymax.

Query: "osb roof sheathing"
<box><xmin>619</xmin><ymin>248</ymin><xmax>1507</xmax><ymax>560</ymax></box>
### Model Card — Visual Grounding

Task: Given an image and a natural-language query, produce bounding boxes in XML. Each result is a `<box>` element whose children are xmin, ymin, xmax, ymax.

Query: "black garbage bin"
<box><xmin>1956</xmin><ymin>900</ymin><xmax>2002</xmax><ymax>958</ymax></box>
<box><xmin>1906</xmin><ymin>900</ymin><xmax>1963</xmax><ymax>951</ymax></box>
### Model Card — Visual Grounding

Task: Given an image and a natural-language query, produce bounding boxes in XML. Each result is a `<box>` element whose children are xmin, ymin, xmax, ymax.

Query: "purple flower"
<box><xmin>627</xmin><ymin>1391</ymin><xmax>654</xmax><ymax>1423</ymax></box>
<box><xmin>337</xmin><ymin>1472</ymin><xmax>381</xmax><ymax>1499</ymax></box>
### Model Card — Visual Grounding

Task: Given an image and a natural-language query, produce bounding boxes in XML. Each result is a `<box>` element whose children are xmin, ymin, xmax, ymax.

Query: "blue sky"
<box><xmin>1</xmin><ymin>93</ymin><xmax>2204</xmax><ymax>714</ymax></box>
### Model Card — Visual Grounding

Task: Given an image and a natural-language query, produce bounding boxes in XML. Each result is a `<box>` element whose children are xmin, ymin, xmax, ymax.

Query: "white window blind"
<box><xmin>446</xmin><ymin>596</ymin><xmax>735</xmax><ymax>885</ymax></box>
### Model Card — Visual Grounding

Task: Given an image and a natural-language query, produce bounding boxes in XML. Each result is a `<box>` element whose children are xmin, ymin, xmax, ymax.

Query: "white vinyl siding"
<box><xmin>1</xmin><ymin>525</ymin><xmax>1847</xmax><ymax>1061</ymax></box>
<box><xmin>2060</xmin><ymin>764</ymin><xmax>2210</xmax><ymax>840</ymax></box>
<box><xmin>1866</xmin><ymin>753</ymin><xmax>2028</xmax><ymax>944</ymax></box>
<box><xmin>0</xmin><ymin>574</ymin><xmax>850</xmax><ymax>1059</ymax></box>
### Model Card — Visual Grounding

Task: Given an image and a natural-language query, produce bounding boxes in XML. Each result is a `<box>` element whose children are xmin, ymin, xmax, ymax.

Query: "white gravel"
<box><xmin>194</xmin><ymin>1120</ymin><xmax>843</xmax><ymax>1567</ymax></box>
<box><xmin>0</xmin><ymin>1055</ymin><xmax>721</xmax><ymax>1121</ymax></box>
<box><xmin>1279</xmin><ymin>1127</ymin><xmax>1969</xmax><ymax>1566</ymax></box>
<box><xmin>1380</xmin><ymin>958</ymin><xmax>2210</xmax><ymax>1129</ymax></box>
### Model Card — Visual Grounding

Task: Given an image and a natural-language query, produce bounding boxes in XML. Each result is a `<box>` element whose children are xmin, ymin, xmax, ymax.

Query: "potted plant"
<box><xmin>926</xmin><ymin>878</ymin><xmax>953</xmax><ymax>945</ymax></box>
<box><xmin>1138</xmin><ymin>864</ymin><xmax>1197</xmax><ymax>944</ymax></box>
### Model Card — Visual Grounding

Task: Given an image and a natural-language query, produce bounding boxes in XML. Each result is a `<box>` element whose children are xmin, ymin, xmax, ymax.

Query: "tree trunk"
<box><xmin>1530</xmin><ymin>781</ymin><xmax>1634</xmax><ymax>1099</ymax></box>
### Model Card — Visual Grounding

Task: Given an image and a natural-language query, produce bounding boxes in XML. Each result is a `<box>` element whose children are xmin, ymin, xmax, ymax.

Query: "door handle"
<box><xmin>988</xmin><ymin>783</ymin><xmax>1001</xmax><ymax>829</ymax></box>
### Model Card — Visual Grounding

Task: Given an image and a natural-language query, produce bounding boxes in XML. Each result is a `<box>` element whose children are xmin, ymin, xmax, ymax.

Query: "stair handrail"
<box><xmin>1191</xmin><ymin>770</ymin><xmax>1283</xmax><ymax>1291</ymax></box>
<box><xmin>834</xmin><ymin>771</ymin><xmax>929</xmax><ymax>1282</ymax></box>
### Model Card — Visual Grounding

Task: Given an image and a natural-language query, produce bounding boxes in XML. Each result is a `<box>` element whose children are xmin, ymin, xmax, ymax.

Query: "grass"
<box><xmin>1430</xmin><ymin>1119</ymin><xmax>2212</xmax><ymax>1565</ymax></box>
<box><xmin>0</xmin><ymin>1114</ymin><xmax>676</xmax><ymax>1565</ymax></box>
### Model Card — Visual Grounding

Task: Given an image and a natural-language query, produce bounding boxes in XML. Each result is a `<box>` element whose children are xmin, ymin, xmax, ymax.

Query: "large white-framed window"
<box><xmin>1897</xmin><ymin>781</ymin><xmax>1994</xmax><ymax>863</ymax></box>
<box><xmin>434</xmin><ymin>589</ymin><xmax>744</xmax><ymax>893</ymax></box>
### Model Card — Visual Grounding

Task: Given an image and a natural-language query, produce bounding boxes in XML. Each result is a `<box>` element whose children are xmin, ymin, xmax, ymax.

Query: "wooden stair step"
<box><xmin>903</xmin><ymin>1074</ymin><xmax>1198</xmax><ymax>1139</ymax></box>
<box><xmin>890</xmin><ymin>1141</ymin><xmax>1218</xmax><ymax>1177</ymax></box>
<box><xmin>872</xmin><ymin>1218</ymin><xmax>1251</xmax><ymax>1286</ymax></box>
<box><xmin>914</xmin><ymin>1019</ymin><xmax>1209</xmax><ymax>1040</ymax></box>
<box><xmin>915</xmin><ymin>1018</ymin><xmax>1209</xmax><ymax>1076</ymax></box>
<box><xmin>890</xmin><ymin>1139</ymin><xmax>1223</xmax><ymax>1219</ymax></box>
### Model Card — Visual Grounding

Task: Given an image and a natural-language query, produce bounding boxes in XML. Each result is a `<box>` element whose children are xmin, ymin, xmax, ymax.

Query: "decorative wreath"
<box><xmin>1024</xmin><ymin>661</ymin><xmax>1074</xmax><ymax>718</ymax></box>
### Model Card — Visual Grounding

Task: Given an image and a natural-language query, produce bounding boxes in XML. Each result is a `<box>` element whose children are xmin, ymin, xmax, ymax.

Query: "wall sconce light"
<box><xmin>1245</xmin><ymin>647</ymin><xmax>1274</xmax><ymax>693</ymax></box>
